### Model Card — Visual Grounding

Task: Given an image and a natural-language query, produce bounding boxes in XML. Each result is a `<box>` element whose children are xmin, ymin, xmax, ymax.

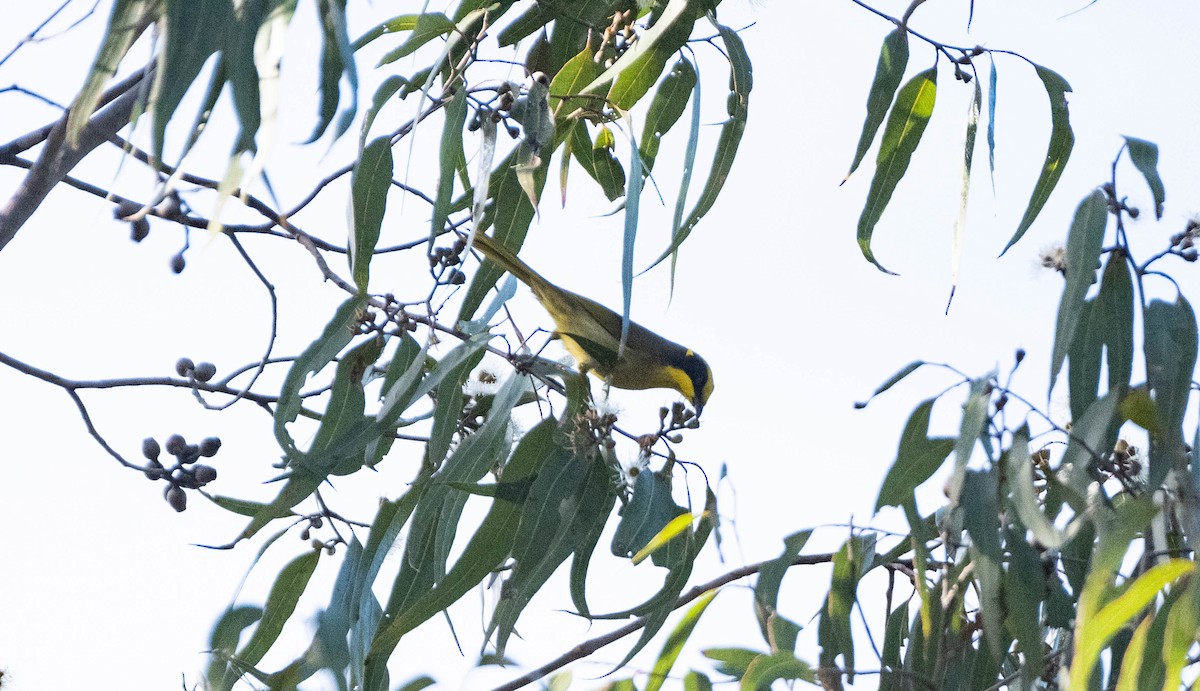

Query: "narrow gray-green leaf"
<box><xmin>961</xmin><ymin>469</ymin><xmax>1003</xmax><ymax>659</ymax></box>
<box><xmin>645</xmin><ymin>21</ymin><xmax>750</xmax><ymax>273</ymax></box>
<box><xmin>845</xmin><ymin>28</ymin><xmax>910</xmax><ymax>181</ymax></box>
<box><xmin>987</xmin><ymin>58</ymin><xmax>997</xmax><ymax>193</ymax></box>
<box><xmin>275</xmin><ymin>296</ymin><xmax>366</xmax><ymax>460</ymax></box>
<box><xmin>152</xmin><ymin>0</ymin><xmax>232</xmax><ymax>160</ymax></box>
<box><xmin>430</xmin><ymin>89</ymin><xmax>467</xmax><ymax>247</ymax></box>
<box><xmin>1123</xmin><ymin>136</ymin><xmax>1165</xmax><ymax>219</ymax></box>
<box><xmin>1001</xmin><ymin>65</ymin><xmax>1073</xmax><ymax>255</ymax></box>
<box><xmin>857</xmin><ymin>67</ymin><xmax>938</xmax><ymax>274</ymax></box>
<box><xmin>645</xmin><ymin>590</ymin><xmax>719</xmax><ymax>691</ymax></box>
<box><xmin>235</xmin><ymin>549</ymin><xmax>321</xmax><ymax>669</ymax></box>
<box><xmin>1049</xmin><ymin>190</ymin><xmax>1108</xmax><ymax>386</ymax></box>
<box><xmin>641</xmin><ymin>57</ymin><xmax>697</xmax><ymax>174</ymax></box>
<box><xmin>855</xmin><ymin>360</ymin><xmax>925</xmax><ymax>408</ymax></box>
<box><xmin>351</xmin><ymin>137</ymin><xmax>393</xmax><ymax>291</ymax></box>
<box><xmin>949</xmin><ymin>78</ymin><xmax>981</xmax><ymax>304</ymax></box>
<box><xmin>376</xmin><ymin>12</ymin><xmax>455</xmax><ymax>64</ymax></box>
<box><xmin>875</xmin><ymin>398</ymin><xmax>956</xmax><ymax>511</ymax></box>
<box><xmin>1006</xmin><ymin>525</ymin><xmax>1046</xmax><ymax>688</ymax></box>
<box><xmin>66</xmin><ymin>0</ymin><xmax>158</xmax><ymax>146</ymax></box>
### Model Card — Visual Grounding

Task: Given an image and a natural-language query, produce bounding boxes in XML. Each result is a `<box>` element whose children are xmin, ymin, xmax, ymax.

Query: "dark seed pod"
<box><xmin>143</xmin><ymin>437</ymin><xmax>161</xmax><ymax>460</ymax></box>
<box><xmin>180</xmin><ymin>444</ymin><xmax>201</xmax><ymax>464</ymax></box>
<box><xmin>165</xmin><ymin>485</ymin><xmax>187</xmax><ymax>512</ymax></box>
<box><xmin>114</xmin><ymin>200</ymin><xmax>141</xmax><ymax>220</ymax></box>
<box><xmin>165</xmin><ymin>434</ymin><xmax>187</xmax><ymax>456</ymax></box>
<box><xmin>170</xmin><ymin>253</ymin><xmax>186</xmax><ymax>274</ymax></box>
<box><xmin>175</xmin><ymin>358</ymin><xmax>195</xmax><ymax>377</ymax></box>
<box><xmin>130</xmin><ymin>218</ymin><xmax>151</xmax><ymax>242</ymax></box>
<box><xmin>193</xmin><ymin>465</ymin><xmax>218</xmax><ymax>485</ymax></box>
<box><xmin>193</xmin><ymin>362</ymin><xmax>217</xmax><ymax>383</ymax></box>
<box><xmin>144</xmin><ymin>462</ymin><xmax>164</xmax><ymax>480</ymax></box>
<box><xmin>198</xmin><ymin>437</ymin><xmax>222</xmax><ymax>457</ymax></box>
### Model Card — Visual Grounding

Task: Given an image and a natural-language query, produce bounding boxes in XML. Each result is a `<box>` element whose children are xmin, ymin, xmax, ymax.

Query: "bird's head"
<box><xmin>676</xmin><ymin>349</ymin><xmax>714</xmax><ymax>417</ymax></box>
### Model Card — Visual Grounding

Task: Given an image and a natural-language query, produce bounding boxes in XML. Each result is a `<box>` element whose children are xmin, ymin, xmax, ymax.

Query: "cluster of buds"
<box><xmin>113</xmin><ymin>196</ymin><xmax>187</xmax><ymax>272</ymax></box>
<box><xmin>429</xmin><ymin>237</ymin><xmax>468</xmax><ymax>285</ymax></box>
<box><xmin>1170</xmin><ymin>219</ymin><xmax>1200</xmax><ymax>262</ymax></box>
<box><xmin>142</xmin><ymin>433</ymin><xmax>221</xmax><ymax>512</ymax></box>
<box><xmin>594</xmin><ymin>9</ymin><xmax>638</xmax><ymax>68</ymax></box>
<box><xmin>176</xmin><ymin>357</ymin><xmax>217</xmax><ymax>384</ymax></box>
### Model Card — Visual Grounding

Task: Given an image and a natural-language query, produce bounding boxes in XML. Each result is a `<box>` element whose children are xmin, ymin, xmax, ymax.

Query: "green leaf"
<box><xmin>1005</xmin><ymin>426</ymin><xmax>1064</xmax><ymax>549</ymax></box>
<box><xmin>274</xmin><ymin>296</ymin><xmax>366</xmax><ymax>461</ymax></box>
<box><xmin>1145</xmin><ymin>295</ymin><xmax>1198</xmax><ymax>487</ymax></box>
<box><xmin>348</xmin><ymin>482</ymin><xmax>430</xmax><ymax>686</ymax></box>
<box><xmin>741</xmin><ymin>651</ymin><xmax>819</xmax><ymax>688</ymax></box>
<box><xmin>645</xmin><ymin>21</ymin><xmax>751</xmax><ymax>273</ymax></box>
<box><xmin>570</xmin><ymin>121</ymin><xmax>626</xmax><ymax>201</ymax></box>
<box><xmin>610</xmin><ymin>490</ymin><xmax>715</xmax><ymax>671</ymax></box>
<box><xmin>1071</xmin><ymin>559</ymin><xmax>1194</xmax><ymax>689</ymax></box>
<box><xmin>641</xmin><ymin>57</ymin><xmax>697</xmax><ymax>174</ymax></box>
<box><xmin>235</xmin><ymin>550</ymin><xmax>322</xmax><ymax>670</ymax></box>
<box><xmin>550</xmin><ymin>46</ymin><xmax>605</xmax><ymax>120</ymax></box>
<box><xmin>368</xmin><ymin>415</ymin><xmax>559</xmax><ymax>655</ymax></box>
<box><xmin>429</xmin><ymin>88</ymin><xmax>467</xmax><ymax>247</ymax></box>
<box><xmin>302</xmin><ymin>336</ymin><xmax>385</xmax><ymax>476</ymax></box>
<box><xmin>962</xmin><ymin>469</ymin><xmax>1003</xmax><ymax>661</ymax></box>
<box><xmin>360</xmin><ymin>76</ymin><xmax>406</xmax><ymax>146</ymax></box>
<box><xmin>583</xmin><ymin>0</ymin><xmax>696</xmax><ymax>111</ymax></box>
<box><xmin>754</xmin><ymin>530</ymin><xmax>812</xmax><ymax>645</ymax></box>
<box><xmin>818</xmin><ymin>534</ymin><xmax>876</xmax><ymax>685</ymax></box>
<box><xmin>1122</xmin><ymin>136</ymin><xmax>1165</xmax><ymax>219</ymax></box>
<box><xmin>949</xmin><ymin>77</ymin><xmax>981</xmax><ymax>297</ymax></box>
<box><xmin>703</xmin><ymin>647</ymin><xmax>760</xmax><ymax>678</ymax></box>
<box><xmin>874</xmin><ymin>398</ymin><xmax>956</xmax><ymax>511</ymax></box>
<box><xmin>488</xmin><ymin>439</ymin><xmax>590</xmax><ymax>655</ymax></box>
<box><xmin>612</xmin><ymin>470</ymin><xmax>688</xmax><ymax>564</ymax></box>
<box><xmin>987</xmin><ymin>58</ymin><xmax>997</xmax><ymax>192</ymax></box>
<box><xmin>1114</xmin><ymin>615</ymin><xmax>1153</xmax><ymax>691</ymax></box>
<box><xmin>151</xmin><ymin>0</ymin><xmax>232</xmax><ymax>159</ymax></box>
<box><xmin>844</xmin><ymin>28</ymin><xmax>910</xmax><ymax>181</ymax></box>
<box><xmin>855</xmin><ymin>360</ymin><xmax>925</xmax><ymax>408</ymax></box>
<box><xmin>1050</xmin><ymin>190</ymin><xmax>1109</xmax><ymax>386</ymax></box>
<box><xmin>645</xmin><ymin>590</ymin><xmax>719</xmax><ymax>691</ymax></box>
<box><xmin>1058</xmin><ymin>392</ymin><xmax>1120</xmax><ymax>505</ymax></box>
<box><xmin>1098</xmin><ymin>253</ymin><xmax>1135</xmax><ymax>394</ymax></box>
<box><xmin>683</xmin><ymin>670</ymin><xmax>713</xmax><ymax>691</ymax></box>
<box><xmin>1002</xmin><ymin>65</ymin><xmax>1073</xmax><ymax>254</ymax></box>
<box><xmin>376</xmin><ymin>13</ymin><xmax>456</xmax><ymax>64</ymax></box>
<box><xmin>947</xmin><ymin>376</ymin><xmax>990</xmax><ymax>503</ymax></box>
<box><xmin>1160</xmin><ymin>575</ymin><xmax>1199</xmax><ymax>689</ymax></box>
<box><xmin>880</xmin><ymin>602</ymin><xmax>908</xmax><ymax>690</ymax></box>
<box><xmin>350</xmin><ymin>137</ymin><xmax>393</xmax><ymax>291</ymax></box>
<box><xmin>66</xmin><ymin>0</ymin><xmax>159</xmax><ymax>146</ymax></box>
<box><xmin>307</xmin><ymin>0</ymin><xmax>358</xmax><ymax>143</ymax></box>
<box><xmin>205</xmin><ymin>605</ymin><xmax>262</xmax><ymax>690</ymax></box>
<box><xmin>568</xmin><ymin>447</ymin><xmax>621</xmax><ymax>618</ymax></box>
<box><xmin>1006</xmin><ymin>524</ymin><xmax>1047</xmax><ymax>687</ymax></box>
<box><xmin>856</xmin><ymin>66</ymin><xmax>937</xmax><ymax>274</ymax></box>
<box><xmin>1145</xmin><ymin>296</ymin><xmax>1198</xmax><ymax>440</ymax></box>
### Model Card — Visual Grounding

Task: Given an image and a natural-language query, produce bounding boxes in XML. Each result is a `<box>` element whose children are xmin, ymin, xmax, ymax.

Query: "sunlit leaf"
<box><xmin>644</xmin><ymin>590</ymin><xmax>719</xmax><ymax>691</ymax></box>
<box><xmin>856</xmin><ymin>67</ymin><xmax>937</xmax><ymax>273</ymax></box>
<box><xmin>844</xmin><ymin>28</ymin><xmax>909</xmax><ymax>181</ymax></box>
<box><xmin>1001</xmin><ymin>65</ymin><xmax>1073</xmax><ymax>254</ymax></box>
<box><xmin>377</xmin><ymin>13</ymin><xmax>455</xmax><ymax>65</ymax></box>
<box><xmin>233</xmin><ymin>550</ymin><xmax>321</xmax><ymax>672</ymax></box>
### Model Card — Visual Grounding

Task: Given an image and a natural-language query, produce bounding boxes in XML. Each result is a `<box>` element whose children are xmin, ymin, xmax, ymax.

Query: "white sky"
<box><xmin>2</xmin><ymin>1</ymin><xmax>1199</xmax><ymax>689</ymax></box>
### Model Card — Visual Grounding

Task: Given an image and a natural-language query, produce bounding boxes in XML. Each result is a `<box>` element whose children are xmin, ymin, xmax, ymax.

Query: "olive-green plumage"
<box><xmin>471</xmin><ymin>233</ymin><xmax>713</xmax><ymax>414</ymax></box>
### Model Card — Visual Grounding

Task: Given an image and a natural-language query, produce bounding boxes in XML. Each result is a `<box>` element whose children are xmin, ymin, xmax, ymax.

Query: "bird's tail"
<box><xmin>470</xmin><ymin>232</ymin><xmax>551</xmax><ymax>296</ymax></box>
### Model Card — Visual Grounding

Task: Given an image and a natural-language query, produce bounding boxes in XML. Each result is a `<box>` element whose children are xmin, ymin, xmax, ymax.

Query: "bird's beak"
<box><xmin>693</xmin><ymin>400</ymin><xmax>704</xmax><ymax>420</ymax></box>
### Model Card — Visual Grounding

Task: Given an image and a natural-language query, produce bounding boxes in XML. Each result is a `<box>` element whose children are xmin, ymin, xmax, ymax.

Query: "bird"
<box><xmin>468</xmin><ymin>232</ymin><xmax>713</xmax><ymax>416</ymax></box>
